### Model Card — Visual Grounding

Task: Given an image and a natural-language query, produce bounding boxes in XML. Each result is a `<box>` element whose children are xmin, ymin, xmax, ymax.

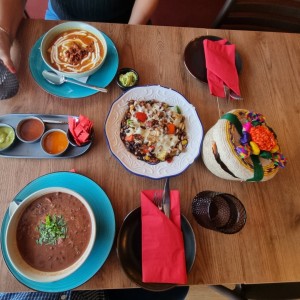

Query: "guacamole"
<box><xmin>0</xmin><ymin>126</ymin><xmax>15</xmax><ymax>150</ymax></box>
<box><xmin>119</xmin><ymin>71</ymin><xmax>138</xmax><ymax>87</ymax></box>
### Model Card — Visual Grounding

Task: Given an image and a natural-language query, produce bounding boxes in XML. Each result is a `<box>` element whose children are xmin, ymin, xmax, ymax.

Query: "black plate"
<box><xmin>184</xmin><ymin>35</ymin><xmax>243</xmax><ymax>84</ymax></box>
<box><xmin>117</xmin><ymin>207</ymin><xmax>196</xmax><ymax>292</ymax></box>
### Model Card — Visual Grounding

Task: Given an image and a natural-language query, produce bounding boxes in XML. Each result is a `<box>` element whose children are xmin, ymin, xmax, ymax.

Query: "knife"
<box><xmin>162</xmin><ymin>177</ymin><xmax>170</xmax><ymax>218</ymax></box>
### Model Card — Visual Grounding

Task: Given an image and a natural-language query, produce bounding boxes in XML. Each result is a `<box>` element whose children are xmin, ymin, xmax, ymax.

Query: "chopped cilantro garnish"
<box><xmin>127</xmin><ymin>119</ymin><xmax>134</xmax><ymax>127</ymax></box>
<box><xmin>36</xmin><ymin>215</ymin><xmax>67</xmax><ymax>245</ymax></box>
<box><xmin>175</xmin><ymin>106</ymin><xmax>182</xmax><ymax>114</ymax></box>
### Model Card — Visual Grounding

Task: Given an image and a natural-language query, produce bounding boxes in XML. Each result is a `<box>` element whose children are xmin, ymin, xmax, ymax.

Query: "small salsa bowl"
<box><xmin>116</xmin><ymin>68</ymin><xmax>139</xmax><ymax>91</ymax></box>
<box><xmin>40</xmin><ymin>21</ymin><xmax>108</xmax><ymax>79</ymax></box>
<box><xmin>5</xmin><ymin>187</ymin><xmax>96</xmax><ymax>282</ymax></box>
<box><xmin>16</xmin><ymin>116</ymin><xmax>45</xmax><ymax>143</ymax></box>
<box><xmin>0</xmin><ymin>123</ymin><xmax>15</xmax><ymax>151</ymax></box>
<box><xmin>67</xmin><ymin>127</ymin><xmax>95</xmax><ymax>147</ymax></box>
<box><xmin>41</xmin><ymin>129</ymin><xmax>69</xmax><ymax>156</ymax></box>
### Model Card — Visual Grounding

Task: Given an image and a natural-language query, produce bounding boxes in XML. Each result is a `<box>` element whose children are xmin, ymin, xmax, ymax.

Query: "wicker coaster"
<box><xmin>0</xmin><ymin>62</ymin><xmax>19</xmax><ymax>100</ymax></box>
<box><xmin>192</xmin><ymin>191</ymin><xmax>247</xmax><ymax>234</ymax></box>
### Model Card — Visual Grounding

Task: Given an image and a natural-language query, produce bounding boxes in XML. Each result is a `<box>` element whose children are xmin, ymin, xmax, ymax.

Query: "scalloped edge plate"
<box><xmin>104</xmin><ymin>85</ymin><xmax>203</xmax><ymax>179</ymax></box>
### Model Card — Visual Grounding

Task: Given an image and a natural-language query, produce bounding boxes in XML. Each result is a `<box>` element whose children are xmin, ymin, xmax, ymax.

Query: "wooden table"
<box><xmin>0</xmin><ymin>19</ymin><xmax>300</xmax><ymax>292</ymax></box>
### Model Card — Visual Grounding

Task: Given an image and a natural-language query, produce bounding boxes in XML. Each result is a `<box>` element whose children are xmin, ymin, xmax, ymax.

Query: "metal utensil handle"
<box><xmin>224</xmin><ymin>85</ymin><xmax>243</xmax><ymax>101</ymax></box>
<box><xmin>230</xmin><ymin>91</ymin><xmax>243</xmax><ymax>101</ymax></box>
<box><xmin>162</xmin><ymin>177</ymin><xmax>170</xmax><ymax>218</ymax></box>
<box><xmin>65</xmin><ymin>78</ymin><xmax>108</xmax><ymax>93</ymax></box>
<box><xmin>42</xmin><ymin>119</ymin><xmax>69</xmax><ymax>124</ymax></box>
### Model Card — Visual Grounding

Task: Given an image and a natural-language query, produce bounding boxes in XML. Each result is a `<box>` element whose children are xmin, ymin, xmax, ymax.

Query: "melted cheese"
<box><xmin>122</xmin><ymin>100</ymin><xmax>188</xmax><ymax>163</ymax></box>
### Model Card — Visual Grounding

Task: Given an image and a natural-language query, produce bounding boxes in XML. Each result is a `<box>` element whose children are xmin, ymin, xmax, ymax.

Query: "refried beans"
<box><xmin>16</xmin><ymin>192</ymin><xmax>92</xmax><ymax>272</ymax></box>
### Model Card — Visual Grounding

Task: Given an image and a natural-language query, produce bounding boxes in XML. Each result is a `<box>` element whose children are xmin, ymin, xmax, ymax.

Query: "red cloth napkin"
<box><xmin>203</xmin><ymin>39</ymin><xmax>240</xmax><ymax>98</ymax></box>
<box><xmin>141</xmin><ymin>190</ymin><xmax>187</xmax><ymax>284</ymax></box>
<box><xmin>68</xmin><ymin>114</ymin><xmax>93</xmax><ymax>146</ymax></box>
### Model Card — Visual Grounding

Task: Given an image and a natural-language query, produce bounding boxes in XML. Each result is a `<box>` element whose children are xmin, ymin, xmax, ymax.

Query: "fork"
<box><xmin>153</xmin><ymin>192</ymin><xmax>163</xmax><ymax>212</ymax></box>
<box><xmin>224</xmin><ymin>85</ymin><xmax>243</xmax><ymax>102</ymax></box>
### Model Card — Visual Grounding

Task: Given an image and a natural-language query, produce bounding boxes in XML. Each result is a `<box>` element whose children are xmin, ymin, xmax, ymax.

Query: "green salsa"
<box><xmin>0</xmin><ymin>126</ymin><xmax>15</xmax><ymax>150</ymax></box>
<box><xmin>119</xmin><ymin>71</ymin><xmax>138</xmax><ymax>87</ymax></box>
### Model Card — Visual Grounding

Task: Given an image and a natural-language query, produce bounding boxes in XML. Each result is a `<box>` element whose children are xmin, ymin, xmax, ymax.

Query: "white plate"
<box><xmin>105</xmin><ymin>85</ymin><xmax>203</xmax><ymax>179</ymax></box>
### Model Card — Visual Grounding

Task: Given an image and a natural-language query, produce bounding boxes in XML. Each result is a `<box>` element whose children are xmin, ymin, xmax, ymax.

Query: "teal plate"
<box><xmin>29</xmin><ymin>33</ymin><xmax>119</xmax><ymax>99</ymax></box>
<box><xmin>0</xmin><ymin>172</ymin><xmax>115</xmax><ymax>292</ymax></box>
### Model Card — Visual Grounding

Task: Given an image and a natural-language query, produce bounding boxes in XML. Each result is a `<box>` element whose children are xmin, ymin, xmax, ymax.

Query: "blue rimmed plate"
<box><xmin>105</xmin><ymin>85</ymin><xmax>203</xmax><ymax>179</ymax></box>
<box><xmin>29</xmin><ymin>33</ymin><xmax>119</xmax><ymax>99</ymax></box>
<box><xmin>0</xmin><ymin>172</ymin><xmax>115</xmax><ymax>292</ymax></box>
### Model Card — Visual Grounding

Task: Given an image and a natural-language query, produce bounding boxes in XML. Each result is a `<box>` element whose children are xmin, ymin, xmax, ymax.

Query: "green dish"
<box><xmin>0</xmin><ymin>123</ymin><xmax>15</xmax><ymax>151</ymax></box>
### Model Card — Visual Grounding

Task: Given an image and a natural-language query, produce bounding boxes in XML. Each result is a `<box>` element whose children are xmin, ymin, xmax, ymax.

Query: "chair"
<box><xmin>212</xmin><ymin>0</ymin><xmax>300</xmax><ymax>33</ymax></box>
<box><xmin>210</xmin><ymin>282</ymin><xmax>300</xmax><ymax>300</ymax></box>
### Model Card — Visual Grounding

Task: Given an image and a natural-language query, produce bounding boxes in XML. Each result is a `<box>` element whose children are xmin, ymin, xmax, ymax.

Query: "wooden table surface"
<box><xmin>0</xmin><ymin>19</ymin><xmax>300</xmax><ymax>292</ymax></box>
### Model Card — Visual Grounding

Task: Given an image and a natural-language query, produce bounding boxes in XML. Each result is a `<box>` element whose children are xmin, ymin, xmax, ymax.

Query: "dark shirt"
<box><xmin>0</xmin><ymin>291</ymin><xmax>106</xmax><ymax>300</ymax></box>
<box><xmin>50</xmin><ymin>0</ymin><xmax>135</xmax><ymax>23</ymax></box>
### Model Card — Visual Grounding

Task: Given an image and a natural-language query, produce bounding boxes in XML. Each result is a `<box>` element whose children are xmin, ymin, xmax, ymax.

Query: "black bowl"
<box><xmin>116</xmin><ymin>207</ymin><xmax>196</xmax><ymax>291</ymax></box>
<box><xmin>67</xmin><ymin>127</ymin><xmax>94</xmax><ymax>147</ymax></box>
<box><xmin>116</xmin><ymin>68</ymin><xmax>139</xmax><ymax>91</ymax></box>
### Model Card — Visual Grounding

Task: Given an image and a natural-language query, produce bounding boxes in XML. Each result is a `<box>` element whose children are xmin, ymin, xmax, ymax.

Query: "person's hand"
<box><xmin>0</xmin><ymin>30</ymin><xmax>16</xmax><ymax>73</ymax></box>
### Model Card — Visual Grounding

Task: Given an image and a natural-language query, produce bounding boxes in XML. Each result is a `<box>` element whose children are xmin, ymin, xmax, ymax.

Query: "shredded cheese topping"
<box><xmin>120</xmin><ymin>99</ymin><xmax>188</xmax><ymax>164</ymax></box>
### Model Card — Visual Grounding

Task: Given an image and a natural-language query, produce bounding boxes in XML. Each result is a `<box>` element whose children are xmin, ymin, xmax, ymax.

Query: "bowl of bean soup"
<box><xmin>5</xmin><ymin>187</ymin><xmax>96</xmax><ymax>282</ymax></box>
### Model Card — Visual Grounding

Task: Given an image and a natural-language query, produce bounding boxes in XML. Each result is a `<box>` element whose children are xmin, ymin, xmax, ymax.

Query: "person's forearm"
<box><xmin>0</xmin><ymin>0</ymin><xmax>26</xmax><ymax>40</ymax></box>
<box><xmin>128</xmin><ymin>0</ymin><xmax>159</xmax><ymax>25</ymax></box>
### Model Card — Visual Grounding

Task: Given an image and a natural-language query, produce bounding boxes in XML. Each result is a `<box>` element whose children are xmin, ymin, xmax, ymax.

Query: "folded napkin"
<box><xmin>203</xmin><ymin>39</ymin><xmax>240</xmax><ymax>98</ymax></box>
<box><xmin>68</xmin><ymin>114</ymin><xmax>93</xmax><ymax>146</ymax></box>
<box><xmin>141</xmin><ymin>190</ymin><xmax>187</xmax><ymax>284</ymax></box>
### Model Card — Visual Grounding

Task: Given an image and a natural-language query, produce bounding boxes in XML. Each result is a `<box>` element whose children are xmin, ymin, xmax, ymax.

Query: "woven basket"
<box><xmin>202</xmin><ymin>109</ymin><xmax>285</xmax><ymax>182</ymax></box>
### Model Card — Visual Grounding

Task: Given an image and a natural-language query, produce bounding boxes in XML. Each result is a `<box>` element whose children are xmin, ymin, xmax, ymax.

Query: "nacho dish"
<box><xmin>120</xmin><ymin>99</ymin><xmax>188</xmax><ymax>164</ymax></box>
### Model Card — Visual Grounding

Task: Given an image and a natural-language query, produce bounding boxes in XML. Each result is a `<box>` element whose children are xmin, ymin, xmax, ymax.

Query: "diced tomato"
<box><xmin>135</xmin><ymin>112</ymin><xmax>147</xmax><ymax>122</ymax></box>
<box><xmin>148</xmin><ymin>145</ymin><xmax>155</xmax><ymax>152</ymax></box>
<box><xmin>166</xmin><ymin>157</ymin><xmax>173</xmax><ymax>163</ymax></box>
<box><xmin>167</xmin><ymin>123</ymin><xmax>176</xmax><ymax>134</ymax></box>
<box><xmin>125</xmin><ymin>134</ymin><xmax>134</xmax><ymax>142</ymax></box>
<box><xmin>141</xmin><ymin>145</ymin><xmax>149</xmax><ymax>154</ymax></box>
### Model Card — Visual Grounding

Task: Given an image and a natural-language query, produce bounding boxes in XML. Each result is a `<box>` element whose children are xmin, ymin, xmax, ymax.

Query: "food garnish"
<box><xmin>36</xmin><ymin>214</ymin><xmax>67</xmax><ymax>245</ymax></box>
<box><xmin>119</xmin><ymin>71</ymin><xmax>138</xmax><ymax>87</ymax></box>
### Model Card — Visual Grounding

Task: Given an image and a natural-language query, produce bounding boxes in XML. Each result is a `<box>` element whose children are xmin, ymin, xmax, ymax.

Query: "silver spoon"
<box><xmin>42</xmin><ymin>70</ymin><xmax>108</xmax><ymax>93</ymax></box>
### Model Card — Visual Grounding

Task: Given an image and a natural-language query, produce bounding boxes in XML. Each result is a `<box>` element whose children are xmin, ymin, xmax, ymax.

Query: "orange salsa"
<box><xmin>43</xmin><ymin>131</ymin><xmax>68</xmax><ymax>154</ymax></box>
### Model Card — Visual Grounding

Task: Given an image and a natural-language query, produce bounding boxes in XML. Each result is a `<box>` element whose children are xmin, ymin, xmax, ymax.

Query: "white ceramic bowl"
<box><xmin>40</xmin><ymin>129</ymin><xmax>69</xmax><ymax>156</ymax></box>
<box><xmin>16</xmin><ymin>116</ymin><xmax>45</xmax><ymax>143</ymax></box>
<box><xmin>5</xmin><ymin>187</ymin><xmax>96</xmax><ymax>282</ymax></box>
<box><xmin>40</xmin><ymin>21</ymin><xmax>108</xmax><ymax>79</ymax></box>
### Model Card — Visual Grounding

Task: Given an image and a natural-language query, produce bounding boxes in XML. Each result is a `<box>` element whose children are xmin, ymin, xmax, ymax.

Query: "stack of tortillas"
<box><xmin>202</xmin><ymin>109</ymin><xmax>287</xmax><ymax>182</ymax></box>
